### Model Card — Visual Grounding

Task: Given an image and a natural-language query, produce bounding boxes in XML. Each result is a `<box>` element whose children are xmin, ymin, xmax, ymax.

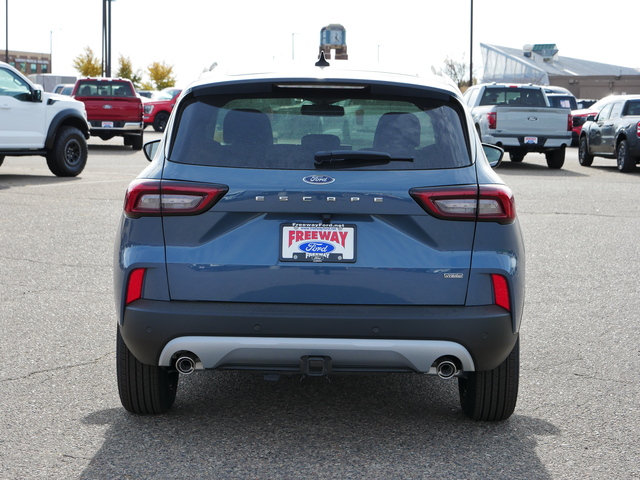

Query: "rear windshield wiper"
<box><xmin>314</xmin><ymin>150</ymin><xmax>414</xmax><ymax>168</ymax></box>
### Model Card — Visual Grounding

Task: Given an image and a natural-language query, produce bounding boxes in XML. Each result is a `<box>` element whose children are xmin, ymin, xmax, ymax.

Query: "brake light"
<box><xmin>637</xmin><ymin>121</ymin><xmax>640</xmax><ymax>137</ymax></box>
<box><xmin>487</xmin><ymin>112</ymin><xmax>497</xmax><ymax>130</ymax></box>
<box><xmin>409</xmin><ymin>184</ymin><xmax>516</xmax><ymax>224</ymax></box>
<box><xmin>125</xmin><ymin>268</ymin><xmax>145</xmax><ymax>305</ymax></box>
<box><xmin>567</xmin><ymin>114</ymin><xmax>573</xmax><ymax>132</ymax></box>
<box><xmin>491</xmin><ymin>274</ymin><xmax>511</xmax><ymax>311</ymax></box>
<box><xmin>124</xmin><ymin>180</ymin><xmax>228</xmax><ymax>218</ymax></box>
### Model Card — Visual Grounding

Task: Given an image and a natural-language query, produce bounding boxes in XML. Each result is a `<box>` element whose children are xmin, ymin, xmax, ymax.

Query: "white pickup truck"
<box><xmin>463</xmin><ymin>83</ymin><xmax>572</xmax><ymax>169</ymax></box>
<box><xmin>0</xmin><ymin>61</ymin><xmax>90</xmax><ymax>176</ymax></box>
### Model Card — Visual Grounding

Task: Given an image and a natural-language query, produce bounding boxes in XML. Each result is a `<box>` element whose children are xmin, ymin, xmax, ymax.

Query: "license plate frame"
<box><xmin>524</xmin><ymin>136</ymin><xmax>538</xmax><ymax>145</ymax></box>
<box><xmin>280</xmin><ymin>223</ymin><xmax>356</xmax><ymax>263</ymax></box>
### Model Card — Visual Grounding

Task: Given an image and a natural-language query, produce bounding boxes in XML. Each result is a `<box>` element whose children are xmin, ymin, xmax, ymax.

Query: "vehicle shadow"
<box><xmin>0</xmin><ymin>173</ymin><xmax>81</xmax><ymax>189</ymax></box>
<box><xmin>80</xmin><ymin>373</ymin><xmax>558</xmax><ymax>479</ymax></box>
<box><xmin>495</xmin><ymin>161</ymin><xmax>587</xmax><ymax>177</ymax></box>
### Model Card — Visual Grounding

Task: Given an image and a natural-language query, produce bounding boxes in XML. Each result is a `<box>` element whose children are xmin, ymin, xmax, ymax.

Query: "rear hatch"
<box><xmin>160</xmin><ymin>81</ymin><xmax>478</xmax><ymax>306</ymax></box>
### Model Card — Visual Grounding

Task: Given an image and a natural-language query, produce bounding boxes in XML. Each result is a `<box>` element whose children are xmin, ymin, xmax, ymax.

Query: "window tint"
<box><xmin>623</xmin><ymin>100</ymin><xmax>640</xmax><ymax>116</ymax></box>
<box><xmin>480</xmin><ymin>87</ymin><xmax>546</xmax><ymax>107</ymax></box>
<box><xmin>597</xmin><ymin>103</ymin><xmax>613</xmax><ymax>121</ymax></box>
<box><xmin>76</xmin><ymin>81</ymin><xmax>133</xmax><ymax>96</ymax></box>
<box><xmin>169</xmin><ymin>94</ymin><xmax>471</xmax><ymax>170</ymax></box>
<box><xmin>0</xmin><ymin>67</ymin><xmax>32</xmax><ymax>101</ymax></box>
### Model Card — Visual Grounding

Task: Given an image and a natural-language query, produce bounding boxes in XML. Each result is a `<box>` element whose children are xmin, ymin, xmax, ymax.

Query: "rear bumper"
<box><xmin>120</xmin><ymin>300</ymin><xmax>517</xmax><ymax>372</ymax></box>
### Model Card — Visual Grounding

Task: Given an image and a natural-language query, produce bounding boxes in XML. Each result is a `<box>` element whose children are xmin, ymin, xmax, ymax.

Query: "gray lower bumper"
<box><xmin>158</xmin><ymin>336</ymin><xmax>475</xmax><ymax>373</ymax></box>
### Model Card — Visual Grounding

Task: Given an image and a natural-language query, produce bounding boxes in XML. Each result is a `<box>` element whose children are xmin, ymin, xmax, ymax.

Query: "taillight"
<box><xmin>567</xmin><ymin>114</ymin><xmax>573</xmax><ymax>132</ymax></box>
<box><xmin>487</xmin><ymin>112</ymin><xmax>497</xmax><ymax>130</ymax></box>
<box><xmin>125</xmin><ymin>268</ymin><xmax>145</xmax><ymax>305</ymax></box>
<box><xmin>409</xmin><ymin>184</ymin><xmax>516</xmax><ymax>224</ymax></box>
<box><xmin>124</xmin><ymin>179</ymin><xmax>228</xmax><ymax>218</ymax></box>
<box><xmin>636</xmin><ymin>121</ymin><xmax>640</xmax><ymax>137</ymax></box>
<box><xmin>491</xmin><ymin>274</ymin><xmax>511</xmax><ymax>311</ymax></box>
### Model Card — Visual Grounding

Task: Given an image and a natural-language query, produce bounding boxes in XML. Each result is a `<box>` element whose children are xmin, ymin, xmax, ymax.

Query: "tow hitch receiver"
<box><xmin>301</xmin><ymin>356</ymin><xmax>332</xmax><ymax>376</ymax></box>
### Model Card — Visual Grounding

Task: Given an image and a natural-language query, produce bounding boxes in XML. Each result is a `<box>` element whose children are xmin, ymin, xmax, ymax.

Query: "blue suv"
<box><xmin>114</xmin><ymin>57</ymin><xmax>525</xmax><ymax>421</ymax></box>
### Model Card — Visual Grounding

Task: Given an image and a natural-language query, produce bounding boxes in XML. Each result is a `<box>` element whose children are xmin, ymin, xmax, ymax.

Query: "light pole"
<box><xmin>5</xmin><ymin>0</ymin><xmax>8</xmax><ymax>63</ymax></box>
<box><xmin>469</xmin><ymin>0</ymin><xmax>473</xmax><ymax>86</ymax></box>
<box><xmin>291</xmin><ymin>33</ymin><xmax>299</xmax><ymax>60</ymax></box>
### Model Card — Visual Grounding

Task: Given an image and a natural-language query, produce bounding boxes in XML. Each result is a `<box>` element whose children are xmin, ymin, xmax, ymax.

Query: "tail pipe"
<box><xmin>435</xmin><ymin>357</ymin><xmax>460</xmax><ymax>379</ymax></box>
<box><xmin>175</xmin><ymin>354</ymin><xmax>198</xmax><ymax>375</ymax></box>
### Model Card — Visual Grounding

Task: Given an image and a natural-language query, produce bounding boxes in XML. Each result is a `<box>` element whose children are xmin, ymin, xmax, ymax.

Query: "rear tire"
<box><xmin>509</xmin><ymin>152</ymin><xmax>525</xmax><ymax>162</ymax></box>
<box><xmin>458</xmin><ymin>339</ymin><xmax>519</xmax><ymax>421</ymax></box>
<box><xmin>578</xmin><ymin>136</ymin><xmax>594</xmax><ymax>166</ymax></box>
<box><xmin>131</xmin><ymin>132</ymin><xmax>144</xmax><ymax>151</ymax></box>
<box><xmin>617</xmin><ymin>140</ymin><xmax>636</xmax><ymax>172</ymax></box>
<box><xmin>545</xmin><ymin>148</ymin><xmax>565</xmax><ymax>169</ymax></box>
<box><xmin>46</xmin><ymin>126</ymin><xmax>88</xmax><ymax>177</ymax></box>
<box><xmin>116</xmin><ymin>327</ymin><xmax>178</xmax><ymax>414</ymax></box>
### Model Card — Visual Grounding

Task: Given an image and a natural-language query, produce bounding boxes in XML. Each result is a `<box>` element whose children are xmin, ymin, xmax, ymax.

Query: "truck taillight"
<box><xmin>637</xmin><ymin>121</ymin><xmax>640</xmax><ymax>137</ymax></box>
<box><xmin>568</xmin><ymin>114</ymin><xmax>573</xmax><ymax>132</ymax></box>
<box><xmin>487</xmin><ymin>112</ymin><xmax>497</xmax><ymax>130</ymax></box>
<box><xmin>409</xmin><ymin>184</ymin><xmax>516</xmax><ymax>224</ymax></box>
<box><xmin>124</xmin><ymin>179</ymin><xmax>228</xmax><ymax>218</ymax></box>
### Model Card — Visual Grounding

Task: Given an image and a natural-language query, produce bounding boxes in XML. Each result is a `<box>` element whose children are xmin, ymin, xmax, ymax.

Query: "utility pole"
<box><xmin>102</xmin><ymin>0</ymin><xmax>114</xmax><ymax>76</ymax></box>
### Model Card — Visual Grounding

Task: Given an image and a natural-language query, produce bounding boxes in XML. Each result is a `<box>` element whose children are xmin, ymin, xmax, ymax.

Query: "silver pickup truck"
<box><xmin>463</xmin><ymin>83</ymin><xmax>572</xmax><ymax>169</ymax></box>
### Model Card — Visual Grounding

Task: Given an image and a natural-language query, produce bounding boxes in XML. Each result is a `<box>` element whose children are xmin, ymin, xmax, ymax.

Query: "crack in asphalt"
<box><xmin>0</xmin><ymin>353</ymin><xmax>114</xmax><ymax>383</ymax></box>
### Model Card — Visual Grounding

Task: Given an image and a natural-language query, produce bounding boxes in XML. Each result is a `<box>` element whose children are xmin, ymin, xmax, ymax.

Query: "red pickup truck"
<box><xmin>72</xmin><ymin>78</ymin><xmax>144</xmax><ymax>150</ymax></box>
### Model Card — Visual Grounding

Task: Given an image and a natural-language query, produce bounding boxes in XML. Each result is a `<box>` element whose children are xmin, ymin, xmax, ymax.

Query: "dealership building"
<box><xmin>480</xmin><ymin>43</ymin><xmax>640</xmax><ymax>99</ymax></box>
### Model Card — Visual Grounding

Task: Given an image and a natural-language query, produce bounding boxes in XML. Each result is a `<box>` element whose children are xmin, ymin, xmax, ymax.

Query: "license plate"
<box><xmin>524</xmin><ymin>136</ymin><xmax>538</xmax><ymax>144</ymax></box>
<box><xmin>102</xmin><ymin>121</ymin><xmax>114</xmax><ymax>128</ymax></box>
<box><xmin>281</xmin><ymin>223</ymin><xmax>356</xmax><ymax>263</ymax></box>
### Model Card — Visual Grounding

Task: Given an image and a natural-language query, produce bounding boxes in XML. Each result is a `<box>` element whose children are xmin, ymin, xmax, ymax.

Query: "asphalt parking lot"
<box><xmin>1</xmin><ymin>135</ymin><xmax>639</xmax><ymax>479</ymax></box>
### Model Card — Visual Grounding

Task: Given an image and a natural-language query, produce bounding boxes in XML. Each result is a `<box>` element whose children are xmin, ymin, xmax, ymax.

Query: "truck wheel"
<box><xmin>458</xmin><ymin>339</ymin><xmax>519</xmax><ymax>421</ymax></box>
<box><xmin>46</xmin><ymin>126</ymin><xmax>88</xmax><ymax>177</ymax></box>
<box><xmin>116</xmin><ymin>327</ymin><xmax>178</xmax><ymax>414</ymax></box>
<box><xmin>578</xmin><ymin>137</ymin><xmax>594</xmax><ymax>166</ymax></box>
<box><xmin>616</xmin><ymin>140</ymin><xmax>636</xmax><ymax>172</ymax></box>
<box><xmin>131</xmin><ymin>133</ymin><xmax>144</xmax><ymax>151</ymax></box>
<box><xmin>153</xmin><ymin>112</ymin><xmax>170</xmax><ymax>132</ymax></box>
<box><xmin>509</xmin><ymin>152</ymin><xmax>525</xmax><ymax>163</ymax></box>
<box><xmin>545</xmin><ymin>148</ymin><xmax>565</xmax><ymax>169</ymax></box>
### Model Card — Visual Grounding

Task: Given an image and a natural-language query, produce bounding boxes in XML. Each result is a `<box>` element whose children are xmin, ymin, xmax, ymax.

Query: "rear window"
<box><xmin>168</xmin><ymin>91</ymin><xmax>471</xmax><ymax>170</ymax></box>
<box><xmin>479</xmin><ymin>87</ymin><xmax>546</xmax><ymax>107</ymax></box>
<box><xmin>75</xmin><ymin>81</ymin><xmax>134</xmax><ymax>97</ymax></box>
<box><xmin>623</xmin><ymin>100</ymin><xmax>640</xmax><ymax>116</ymax></box>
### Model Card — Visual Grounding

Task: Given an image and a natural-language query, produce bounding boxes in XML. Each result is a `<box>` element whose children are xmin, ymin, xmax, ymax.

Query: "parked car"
<box><xmin>71</xmin><ymin>78</ymin><xmax>144</xmax><ymax>149</ymax></box>
<box><xmin>577</xmin><ymin>99</ymin><xmax>597</xmax><ymax>109</ymax></box>
<box><xmin>0</xmin><ymin>61</ymin><xmax>89</xmax><ymax>176</ymax></box>
<box><xmin>136</xmin><ymin>90</ymin><xmax>157</xmax><ymax>99</ymax></box>
<box><xmin>53</xmin><ymin>83</ymin><xmax>75</xmax><ymax>96</ymax></box>
<box><xmin>142</xmin><ymin>87</ymin><xmax>182</xmax><ymax>132</ymax></box>
<box><xmin>543</xmin><ymin>86</ymin><xmax>578</xmax><ymax>110</ymax></box>
<box><xmin>578</xmin><ymin>94</ymin><xmax>640</xmax><ymax>172</ymax></box>
<box><xmin>114</xmin><ymin>56</ymin><xmax>525</xmax><ymax>421</ymax></box>
<box><xmin>572</xmin><ymin>96</ymin><xmax>610</xmax><ymax>146</ymax></box>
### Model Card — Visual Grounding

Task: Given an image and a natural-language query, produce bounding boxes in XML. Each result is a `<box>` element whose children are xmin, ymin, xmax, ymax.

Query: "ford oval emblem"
<box><xmin>299</xmin><ymin>242</ymin><xmax>335</xmax><ymax>253</ymax></box>
<box><xmin>103</xmin><ymin>104</ymin><xmax>113</xmax><ymax>109</ymax></box>
<box><xmin>303</xmin><ymin>175</ymin><xmax>335</xmax><ymax>185</ymax></box>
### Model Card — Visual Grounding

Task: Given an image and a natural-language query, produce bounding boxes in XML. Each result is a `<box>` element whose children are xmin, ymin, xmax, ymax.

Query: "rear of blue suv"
<box><xmin>114</xmin><ymin>61</ymin><xmax>525</xmax><ymax>421</ymax></box>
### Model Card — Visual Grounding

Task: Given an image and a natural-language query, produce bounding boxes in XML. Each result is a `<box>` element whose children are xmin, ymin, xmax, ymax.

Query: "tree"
<box><xmin>442</xmin><ymin>56</ymin><xmax>475</xmax><ymax>90</ymax></box>
<box><xmin>146</xmin><ymin>61</ymin><xmax>177</xmax><ymax>90</ymax></box>
<box><xmin>73</xmin><ymin>47</ymin><xmax>102</xmax><ymax>77</ymax></box>
<box><xmin>116</xmin><ymin>55</ymin><xmax>143</xmax><ymax>88</ymax></box>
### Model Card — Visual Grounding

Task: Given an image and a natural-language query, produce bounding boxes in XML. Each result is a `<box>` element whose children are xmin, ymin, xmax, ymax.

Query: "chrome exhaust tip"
<box><xmin>175</xmin><ymin>355</ymin><xmax>197</xmax><ymax>375</ymax></box>
<box><xmin>435</xmin><ymin>359</ymin><xmax>459</xmax><ymax>379</ymax></box>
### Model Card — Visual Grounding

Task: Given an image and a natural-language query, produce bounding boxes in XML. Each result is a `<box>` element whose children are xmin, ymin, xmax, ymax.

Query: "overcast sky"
<box><xmin>2</xmin><ymin>0</ymin><xmax>638</xmax><ymax>87</ymax></box>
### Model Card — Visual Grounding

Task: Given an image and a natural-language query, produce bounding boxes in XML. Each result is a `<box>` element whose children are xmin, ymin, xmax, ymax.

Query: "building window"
<box><xmin>30</xmin><ymin>63</ymin><xmax>38</xmax><ymax>73</ymax></box>
<box><xmin>42</xmin><ymin>64</ymin><xmax>48</xmax><ymax>74</ymax></box>
<box><xmin>19</xmin><ymin>62</ymin><xmax>26</xmax><ymax>72</ymax></box>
